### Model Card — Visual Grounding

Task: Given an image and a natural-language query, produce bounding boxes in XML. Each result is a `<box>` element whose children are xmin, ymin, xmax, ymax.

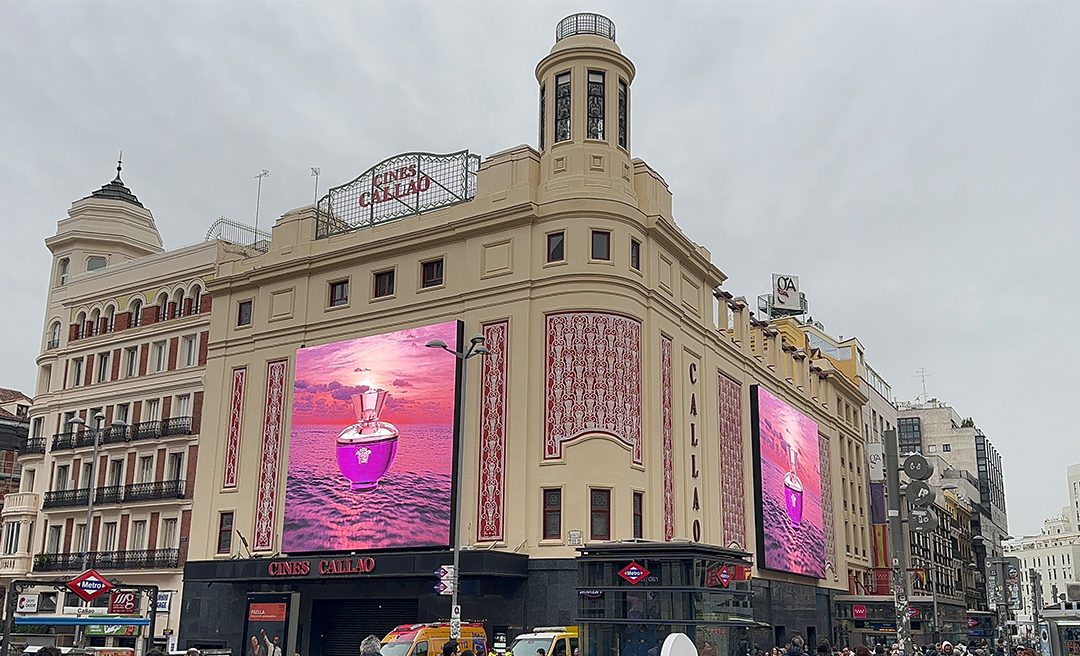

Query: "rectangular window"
<box><xmin>630</xmin><ymin>238</ymin><xmax>641</xmax><ymax>271</ymax></box>
<box><xmin>217</xmin><ymin>512</ymin><xmax>234</xmax><ymax>554</ymax></box>
<box><xmin>72</xmin><ymin>358</ymin><xmax>84</xmax><ymax>387</ymax></box>
<box><xmin>107</xmin><ymin>459</ymin><xmax>123</xmax><ymax>487</ymax></box>
<box><xmin>374</xmin><ymin>270</ymin><xmax>395</xmax><ymax>298</ymax></box>
<box><xmin>80</xmin><ymin>463</ymin><xmax>92</xmax><ymax>488</ymax></box>
<box><xmin>146</xmin><ymin>399</ymin><xmax>161</xmax><ymax>421</ymax></box>
<box><xmin>590</xmin><ymin>488</ymin><xmax>611</xmax><ymax>541</ymax></box>
<box><xmin>47</xmin><ymin>525</ymin><xmax>62</xmax><ymax>553</ymax></box>
<box><xmin>137</xmin><ymin>456</ymin><xmax>154</xmax><ymax>484</ymax></box>
<box><xmin>175</xmin><ymin>394</ymin><xmax>191</xmax><ymax>419</ymax></box>
<box><xmin>96</xmin><ymin>352</ymin><xmax>110</xmax><ymax>383</ymax></box>
<box><xmin>22</xmin><ymin>468</ymin><xmax>35</xmax><ymax>493</ymax></box>
<box><xmin>182</xmin><ymin>335</ymin><xmax>198</xmax><ymax>367</ymax></box>
<box><xmin>160</xmin><ymin>518</ymin><xmax>178</xmax><ymax>549</ymax></box>
<box><xmin>237</xmin><ymin>300</ymin><xmax>253</xmax><ymax>327</ymax></box>
<box><xmin>124</xmin><ymin>347</ymin><xmax>138</xmax><ymax>378</ymax></box>
<box><xmin>130</xmin><ymin>520</ymin><xmax>147</xmax><ymax>550</ymax></box>
<box><xmin>618</xmin><ymin>79</ymin><xmax>628</xmax><ymax>149</ymax></box>
<box><xmin>74</xmin><ymin>523</ymin><xmax>87</xmax><ymax>553</ymax></box>
<box><xmin>591</xmin><ymin>230</ymin><xmax>611</xmax><ymax>261</ymax></box>
<box><xmin>632</xmin><ymin>491</ymin><xmax>644</xmax><ymax>539</ymax></box>
<box><xmin>421</xmin><ymin>259</ymin><xmax>444</xmax><ymax>288</ymax></box>
<box><xmin>3</xmin><ymin>522</ymin><xmax>21</xmax><ymax>555</ymax></box>
<box><xmin>168</xmin><ymin>452</ymin><xmax>184</xmax><ymax>481</ymax></box>
<box><xmin>31</xmin><ymin>417</ymin><xmax>43</xmax><ymax>438</ymax></box>
<box><xmin>539</xmin><ymin>85</ymin><xmax>546</xmax><ymax>150</ymax></box>
<box><xmin>543</xmin><ymin>488</ymin><xmax>562</xmax><ymax>540</ymax></box>
<box><xmin>102</xmin><ymin>522</ymin><xmax>118</xmax><ymax>552</ymax></box>
<box><xmin>152</xmin><ymin>341</ymin><xmax>167</xmax><ymax>372</ymax></box>
<box><xmin>587</xmin><ymin>71</ymin><xmax>605</xmax><ymax>139</ymax></box>
<box><xmin>942</xmin><ymin>444</ymin><xmax>952</xmax><ymax>452</ymax></box>
<box><xmin>547</xmin><ymin>232</ymin><xmax>565</xmax><ymax>263</ymax></box>
<box><xmin>55</xmin><ymin>465</ymin><xmax>70</xmax><ymax>492</ymax></box>
<box><xmin>319</xmin><ymin>282</ymin><xmax>345</xmax><ymax>311</ymax></box>
<box><xmin>555</xmin><ymin>72</ymin><xmax>572</xmax><ymax>142</ymax></box>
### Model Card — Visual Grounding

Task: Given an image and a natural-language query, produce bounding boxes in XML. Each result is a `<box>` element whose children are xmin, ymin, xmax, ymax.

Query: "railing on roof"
<box><xmin>205</xmin><ymin>217</ymin><xmax>270</xmax><ymax>253</ymax></box>
<box><xmin>556</xmin><ymin>13</ymin><xmax>616</xmax><ymax>42</ymax></box>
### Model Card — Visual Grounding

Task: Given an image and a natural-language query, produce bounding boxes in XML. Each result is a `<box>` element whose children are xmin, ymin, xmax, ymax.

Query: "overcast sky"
<box><xmin>2</xmin><ymin>1</ymin><xmax>1078</xmax><ymax>537</ymax></box>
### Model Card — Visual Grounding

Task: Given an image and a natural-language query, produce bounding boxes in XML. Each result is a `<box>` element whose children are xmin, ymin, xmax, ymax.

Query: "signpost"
<box><xmin>434</xmin><ymin>566</ymin><xmax>456</xmax><ymax>597</ymax></box>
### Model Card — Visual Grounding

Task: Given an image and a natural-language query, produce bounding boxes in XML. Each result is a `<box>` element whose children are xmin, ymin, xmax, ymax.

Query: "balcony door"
<box><xmin>55</xmin><ymin>465</ymin><xmax>70</xmax><ymax>492</ymax></box>
<box><xmin>137</xmin><ymin>456</ymin><xmax>154</xmax><ymax>484</ymax></box>
<box><xmin>81</xmin><ymin>463</ymin><xmax>93</xmax><ymax>489</ymax></box>
<box><xmin>107</xmin><ymin>459</ymin><xmax>124</xmax><ymax>488</ymax></box>
<box><xmin>168</xmin><ymin>452</ymin><xmax>184</xmax><ymax>481</ymax></box>
<box><xmin>130</xmin><ymin>520</ymin><xmax>147</xmax><ymax>551</ymax></box>
<box><xmin>102</xmin><ymin>522</ymin><xmax>118</xmax><ymax>552</ymax></box>
<box><xmin>46</xmin><ymin>525</ymin><xmax>61</xmax><ymax>553</ymax></box>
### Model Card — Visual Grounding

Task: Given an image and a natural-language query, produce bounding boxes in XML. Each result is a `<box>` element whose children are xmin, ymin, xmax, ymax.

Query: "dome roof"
<box><xmin>82</xmin><ymin>154</ymin><xmax>143</xmax><ymax>207</ymax></box>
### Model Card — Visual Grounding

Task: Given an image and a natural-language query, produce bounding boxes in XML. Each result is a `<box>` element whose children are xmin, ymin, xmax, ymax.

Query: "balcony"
<box><xmin>123</xmin><ymin>479</ymin><xmax>186</xmax><ymax>502</ymax></box>
<box><xmin>161</xmin><ymin>416</ymin><xmax>193</xmax><ymax>436</ymax></box>
<box><xmin>34</xmin><ymin>549</ymin><xmax>180</xmax><ymax>572</ymax></box>
<box><xmin>75</xmin><ymin>430</ymin><xmax>98</xmax><ymax>448</ymax></box>
<box><xmin>42</xmin><ymin>488</ymin><xmax>90</xmax><ymax>509</ymax></box>
<box><xmin>101</xmin><ymin>425</ymin><xmax>130</xmax><ymax>444</ymax></box>
<box><xmin>18</xmin><ymin>437</ymin><xmax>46</xmax><ymax>455</ymax></box>
<box><xmin>1</xmin><ymin>492</ymin><xmax>41</xmax><ymax>516</ymax></box>
<box><xmin>47</xmin><ymin>338</ymin><xmax>60</xmax><ymax>349</ymax></box>
<box><xmin>51</xmin><ymin>431</ymin><xmax>77</xmax><ymax>451</ymax></box>
<box><xmin>0</xmin><ymin>554</ymin><xmax>33</xmax><ymax>577</ymax></box>
<box><xmin>131</xmin><ymin>420</ymin><xmax>161</xmax><ymax>441</ymax></box>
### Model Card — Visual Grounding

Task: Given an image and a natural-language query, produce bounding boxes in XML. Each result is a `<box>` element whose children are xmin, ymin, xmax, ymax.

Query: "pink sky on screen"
<box><xmin>292</xmin><ymin>321</ymin><xmax>458</xmax><ymax>426</ymax></box>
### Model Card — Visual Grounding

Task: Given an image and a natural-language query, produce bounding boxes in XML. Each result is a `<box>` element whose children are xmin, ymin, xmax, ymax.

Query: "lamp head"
<box><xmin>111</xmin><ymin>420</ymin><xmax>128</xmax><ymax>428</ymax></box>
<box><xmin>67</xmin><ymin>417</ymin><xmax>86</xmax><ymax>426</ymax></box>
<box><xmin>473</xmin><ymin>345</ymin><xmax>491</xmax><ymax>356</ymax></box>
<box><xmin>425</xmin><ymin>339</ymin><xmax>448</xmax><ymax>350</ymax></box>
<box><xmin>94</xmin><ymin>412</ymin><xmax>106</xmax><ymax>422</ymax></box>
<box><xmin>470</xmin><ymin>333</ymin><xmax>486</xmax><ymax>345</ymax></box>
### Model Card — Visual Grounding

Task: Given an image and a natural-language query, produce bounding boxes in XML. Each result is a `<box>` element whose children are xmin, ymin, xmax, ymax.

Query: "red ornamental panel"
<box><xmin>477</xmin><ymin>321</ymin><xmax>509</xmax><ymax>542</ymax></box>
<box><xmin>254</xmin><ymin>360</ymin><xmax>288</xmax><ymax>551</ymax></box>
<box><xmin>718</xmin><ymin>374</ymin><xmax>745</xmax><ymax>549</ymax></box>
<box><xmin>544</xmin><ymin>313</ymin><xmax>642</xmax><ymax>463</ymax></box>
<box><xmin>661</xmin><ymin>336</ymin><xmax>675</xmax><ymax>541</ymax></box>
<box><xmin>223</xmin><ymin>367</ymin><xmax>247</xmax><ymax>489</ymax></box>
<box><xmin>820</xmin><ymin>434</ymin><xmax>836</xmax><ymax>578</ymax></box>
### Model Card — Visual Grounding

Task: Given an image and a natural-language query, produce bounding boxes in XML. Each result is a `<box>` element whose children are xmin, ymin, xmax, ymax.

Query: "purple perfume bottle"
<box><xmin>784</xmin><ymin>448</ymin><xmax>804</xmax><ymax>525</ymax></box>
<box><xmin>336</xmin><ymin>389</ymin><xmax>399</xmax><ymax>491</ymax></box>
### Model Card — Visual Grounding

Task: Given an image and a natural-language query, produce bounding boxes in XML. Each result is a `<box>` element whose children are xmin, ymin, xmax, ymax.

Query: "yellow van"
<box><xmin>507</xmin><ymin>627</ymin><xmax>578</xmax><ymax>656</ymax></box>
<box><xmin>381</xmin><ymin>623</ymin><xmax>489</xmax><ymax>656</ymax></box>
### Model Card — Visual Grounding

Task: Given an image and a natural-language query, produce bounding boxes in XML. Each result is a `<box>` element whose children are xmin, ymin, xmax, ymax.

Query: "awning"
<box><xmin>15</xmin><ymin>616</ymin><xmax>150</xmax><ymax>626</ymax></box>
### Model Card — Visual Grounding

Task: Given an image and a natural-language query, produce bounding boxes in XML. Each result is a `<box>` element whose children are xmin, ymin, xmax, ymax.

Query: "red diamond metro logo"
<box><xmin>66</xmin><ymin>569</ymin><xmax>114</xmax><ymax>603</ymax></box>
<box><xmin>618</xmin><ymin>561</ymin><xmax>650</xmax><ymax>585</ymax></box>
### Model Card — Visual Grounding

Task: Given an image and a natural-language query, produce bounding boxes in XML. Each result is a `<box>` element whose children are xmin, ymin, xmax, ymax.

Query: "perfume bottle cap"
<box><xmin>789</xmin><ymin>447</ymin><xmax>798</xmax><ymax>469</ymax></box>
<box><xmin>352</xmin><ymin>389</ymin><xmax>388</xmax><ymax>423</ymax></box>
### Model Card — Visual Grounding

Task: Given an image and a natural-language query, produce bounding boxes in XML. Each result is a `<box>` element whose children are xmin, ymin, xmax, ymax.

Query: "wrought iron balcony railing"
<box><xmin>75</xmin><ymin>430</ymin><xmax>98</xmax><ymax>448</ymax></box>
<box><xmin>47</xmin><ymin>338</ymin><xmax>60</xmax><ymax>349</ymax></box>
<box><xmin>131</xmin><ymin>420</ymin><xmax>161</xmax><ymax>441</ymax></box>
<box><xmin>101</xmin><ymin>425</ymin><xmax>130</xmax><ymax>444</ymax></box>
<box><xmin>95</xmin><ymin>485</ymin><xmax>125</xmax><ymax>505</ymax></box>
<box><xmin>161</xmin><ymin>416</ymin><xmax>192</xmax><ymax>436</ymax></box>
<box><xmin>42</xmin><ymin>488</ymin><xmax>90</xmax><ymax>509</ymax></box>
<box><xmin>19</xmin><ymin>437</ymin><xmax>46</xmax><ymax>455</ymax></box>
<box><xmin>34</xmin><ymin>548</ymin><xmax>180</xmax><ymax>572</ymax></box>
<box><xmin>123</xmin><ymin>479</ymin><xmax>186</xmax><ymax>502</ymax></box>
<box><xmin>51</xmin><ymin>431</ymin><xmax>77</xmax><ymax>451</ymax></box>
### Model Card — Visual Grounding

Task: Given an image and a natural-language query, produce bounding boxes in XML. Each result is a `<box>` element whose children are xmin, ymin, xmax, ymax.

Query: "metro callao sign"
<box><xmin>66</xmin><ymin>569</ymin><xmax>114</xmax><ymax>603</ymax></box>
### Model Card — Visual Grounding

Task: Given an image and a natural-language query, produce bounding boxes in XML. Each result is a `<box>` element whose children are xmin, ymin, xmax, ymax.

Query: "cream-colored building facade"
<box><xmin>3</xmin><ymin>169</ymin><xmax>230</xmax><ymax>650</ymax></box>
<box><xmin>181</xmin><ymin>15</ymin><xmax>871</xmax><ymax>651</ymax></box>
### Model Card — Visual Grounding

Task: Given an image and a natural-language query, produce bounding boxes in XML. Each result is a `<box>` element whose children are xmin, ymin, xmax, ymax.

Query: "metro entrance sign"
<box><xmin>66</xmin><ymin>569</ymin><xmax>114</xmax><ymax>603</ymax></box>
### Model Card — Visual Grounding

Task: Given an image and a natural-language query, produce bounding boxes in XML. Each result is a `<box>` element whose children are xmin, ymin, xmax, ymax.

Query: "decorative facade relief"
<box><xmin>544</xmin><ymin>312</ymin><xmax>642</xmax><ymax>464</ymax></box>
<box><xmin>477</xmin><ymin>321</ymin><xmax>509</xmax><ymax>542</ymax></box>
<box><xmin>820</xmin><ymin>433</ymin><xmax>837</xmax><ymax>579</ymax></box>
<box><xmin>253</xmin><ymin>360</ymin><xmax>288</xmax><ymax>551</ymax></box>
<box><xmin>718</xmin><ymin>373</ymin><xmax>745</xmax><ymax>549</ymax></box>
<box><xmin>222</xmin><ymin>367</ymin><xmax>246</xmax><ymax>489</ymax></box>
<box><xmin>661</xmin><ymin>336</ymin><xmax>674</xmax><ymax>541</ymax></box>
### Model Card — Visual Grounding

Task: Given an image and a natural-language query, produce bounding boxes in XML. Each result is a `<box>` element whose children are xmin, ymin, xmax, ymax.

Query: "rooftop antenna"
<box><xmin>254</xmin><ymin>169</ymin><xmax>270</xmax><ymax>244</ymax></box>
<box><xmin>311</xmin><ymin>167</ymin><xmax>321</xmax><ymax>205</ymax></box>
<box><xmin>115</xmin><ymin>150</ymin><xmax>123</xmax><ymax>181</ymax></box>
<box><xmin>915</xmin><ymin>368</ymin><xmax>929</xmax><ymax>402</ymax></box>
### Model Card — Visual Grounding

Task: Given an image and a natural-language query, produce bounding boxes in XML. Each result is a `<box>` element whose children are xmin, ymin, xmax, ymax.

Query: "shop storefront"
<box><xmin>576</xmin><ymin>543</ymin><xmax>757</xmax><ymax>656</ymax></box>
<box><xmin>835</xmin><ymin>597</ymin><xmax>973</xmax><ymax>648</ymax></box>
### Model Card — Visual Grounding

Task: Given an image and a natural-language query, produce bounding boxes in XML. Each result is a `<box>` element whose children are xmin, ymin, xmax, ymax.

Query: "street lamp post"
<box><xmin>426</xmin><ymin>331</ymin><xmax>490</xmax><ymax>646</ymax></box>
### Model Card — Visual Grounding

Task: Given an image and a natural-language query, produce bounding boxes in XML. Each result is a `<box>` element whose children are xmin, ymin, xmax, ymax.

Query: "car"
<box><xmin>507</xmin><ymin>627</ymin><xmax>578</xmax><ymax>656</ymax></box>
<box><xmin>381</xmin><ymin>622</ymin><xmax>489</xmax><ymax>656</ymax></box>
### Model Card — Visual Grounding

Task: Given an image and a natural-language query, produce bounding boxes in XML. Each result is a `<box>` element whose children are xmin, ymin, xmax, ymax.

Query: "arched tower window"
<box><xmin>58</xmin><ymin>259</ymin><xmax>69</xmax><ymax>285</ymax></box>
<box><xmin>157</xmin><ymin>293</ymin><xmax>169</xmax><ymax>321</ymax></box>
<box><xmin>75</xmin><ymin>311</ymin><xmax>87</xmax><ymax>339</ymax></box>
<box><xmin>191</xmin><ymin>285</ymin><xmax>203</xmax><ymax>314</ymax></box>
<box><xmin>130</xmin><ymin>299</ymin><xmax>143</xmax><ymax>327</ymax></box>
<box><xmin>104</xmin><ymin>306</ymin><xmax>116</xmax><ymax>332</ymax></box>
<box><xmin>48</xmin><ymin>322</ymin><xmax>61</xmax><ymax>348</ymax></box>
<box><xmin>174</xmin><ymin>289</ymin><xmax>186</xmax><ymax>318</ymax></box>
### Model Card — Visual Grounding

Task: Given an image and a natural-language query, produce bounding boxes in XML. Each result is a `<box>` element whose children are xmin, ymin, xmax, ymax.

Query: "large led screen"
<box><xmin>283</xmin><ymin>321</ymin><xmax>460</xmax><ymax>553</ymax></box>
<box><xmin>750</xmin><ymin>385</ymin><xmax>826</xmax><ymax>578</ymax></box>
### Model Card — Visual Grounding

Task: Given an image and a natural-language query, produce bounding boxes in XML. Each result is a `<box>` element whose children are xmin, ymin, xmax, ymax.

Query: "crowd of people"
<box><xmin>747</xmin><ymin>635</ymin><xmax>1040</xmax><ymax>656</ymax></box>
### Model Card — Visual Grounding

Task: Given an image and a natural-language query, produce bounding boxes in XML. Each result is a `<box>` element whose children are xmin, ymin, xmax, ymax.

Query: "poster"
<box><xmin>242</xmin><ymin>594</ymin><xmax>296</xmax><ymax>656</ymax></box>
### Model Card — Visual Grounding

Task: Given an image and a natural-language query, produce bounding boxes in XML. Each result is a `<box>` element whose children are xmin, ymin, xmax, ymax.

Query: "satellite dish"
<box><xmin>661</xmin><ymin>633</ymin><xmax>699</xmax><ymax>656</ymax></box>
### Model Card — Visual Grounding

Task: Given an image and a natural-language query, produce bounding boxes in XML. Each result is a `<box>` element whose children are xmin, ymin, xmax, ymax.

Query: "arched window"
<box><xmin>89</xmin><ymin>309</ymin><xmax>100</xmax><ymax>337</ymax></box>
<box><xmin>86</xmin><ymin>256</ymin><xmax>107</xmax><ymax>272</ymax></box>
<box><xmin>48</xmin><ymin>322</ymin><xmax>61</xmax><ymax>348</ymax></box>
<box><xmin>58</xmin><ymin>259</ymin><xmax>70</xmax><ymax>285</ymax></box>
<box><xmin>157</xmin><ymin>293</ymin><xmax>169</xmax><ymax>321</ymax></box>
<box><xmin>191</xmin><ymin>285</ymin><xmax>203</xmax><ymax>314</ymax></box>
<box><xmin>130</xmin><ymin>300</ymin><xmax>143</xmax><ymax>327</ymax></box>
<box><xmin>104</xmin><ymin>306</ymin><xmax>116</xmax><ymax>332</ymax></box>
<box><xmin>174</xmin><ymin>289</ymin><xmax>186</xmax><ymax>318</ymax></box>
<box><xmin>75</xmin><ymin>311</ymin><xmax>87</xmax><ymax>339</ymax></box>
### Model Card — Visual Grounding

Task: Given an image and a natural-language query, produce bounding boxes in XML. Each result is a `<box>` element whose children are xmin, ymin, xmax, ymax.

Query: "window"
<box><xmin>630</xmin><ymin>239</ymin><xmax>641</xmax><ymax>271</ymax></box>
<box><xmin>48</xmin><ymin>322</ymin><xmax>61</xmax><ymax>348</ymax></box>
<box><xmin>168</xmin><ymin>452</ymin><xmax>184</xmax><ymax>481</ymax></box>
<box><xmin>237</xmin><ymin>300</ymin><xmax>253</xmax><ymax>327</ymax></box>
<box><xmin>47</xmin><ymin>525</ymin><xmax>62</xmax><ymax>553</ymax></box>
<box><xmin>86</xmin><ymin>256</ymin><xmax>107</xmax><ymax>272</ymax></box>
<box><xmin>146</xmin><ymin>399</ymin><xmax>161</xmax><ymax>421</ymax></box>
<box><xmin>115</xmin><ymin>403</ymin><xmax>129</xmax><ymax>425</ymax></box>
<box><xmin>3</xmin><ymin>522</ymin><xmax>21</xmax><ymax>555</ymax></box>
<box><xmin>107</xmin><ymin>459</ymin><xmax>123</xmax><ymax>487</ymax></box>
<box><xmin>176</xmin><ymin>394</ymin><xmax>191</xmax><ymax>418</ymax></box>
<box><xmin>182</xmin><ymin>335</ymin><xmax>198</xmax><ymax>367</ymax></box>
<box><xmin>928</xmin><ymin>445</ymin><xmax>938</xmax><ymax>454</ymax></box>
<box><xmin>102</xmin><ymin>522</ymin><xmax>118</xmax><ymax>551</ymax></box>
<box><xmin>618</xmin><ymin>79</ymin><xmax>628</xmax><ymax>149</ymax></box>
<box><xmin>587</xmin><ymin>71</ymin><xmax>605</xmax><ymax>139</ymax></box>
<box><xmin>217</xmin><ymin>512</ymin><xmax>234</xmax><ymax>554</ymax></box>
<box><xmin>555</xmin><ymin>72</ymin><xmax>571</xmax><ymax>142</ymax></box>
<box><xmin>160</xmin><ymin>518</ymin><xmax>178</xmax><ymax>549</ymax></box>
<box><xmin>96</xmin><ymin>352</ymin><xmax>110</xmax><ymax>383</ymax></box>
<box><xmin>590</xmin><ymin>488</ymin><xmax>611</xmax><ymax>540</ymax></box>
<box><xmin>72</xmin><ymin>358</ymin><xmax>84</xmax><ymax>387</ymax></box>
<box><xmin>632</xmin><ymin>491</ymin><xmax>644</xmax><ymax>539</ymax></box>
<box><xmin>58</xmin><ymin>259</ymin><xmax>69</xmax><ymax>285</ymax></box>
<box><xmin>421</xmin><ymin>259</ymin><xmax>444</xmax><ymax>288</ymax></box>
<box><xmin>374</xmin><ymin>270</ymin><xmax>395</xmax><ymax>298</ymax></box>
<box><xmin>137</xmin><ymin>456</ymin><xmax>154</xmax><ymax>484</ymax></box>
<box><xmin>22</xmin><ymin>468</ymin><xmax>35</xmax><ymax>494</ymax></box>
<box><xmin>74</xmin><ymin>523</ymin><xmax>88</xmax><ymax>552</ymax></box>
<box><xmin>543</xmin><ymin>488</ymin><xmax>562</xmax><ymax>540</ymax></box>
<box><xmin>55</xmin><ymin>465</ymin><xmax>70</xmax><ymax>492</ymax></box>
<box><xmin>152</xmin><ymin>341</ymin><xmax>167</xmax><ymax>373</ymax></box>
<box><xmin>547</xmin><ymin>232</ymin><xmax>565</xmax><ymax>263</ymax></box>
<box><xmin>329</xmin><ymin>280</ymin><xmax>349</xmax><ymax>307</ymax></box>
<box><xmin>130</xmin><ymin>520</ymin><xmax>147</xmax><ymax>550</ymax></box>
<box><xmin>942</xmin><ymin>444</ymin><xmax>952</xmax><ymax>452</ymax></box>
<box><xmin>415</xmin><ymin>644</ymin><xmax>429</xmax><ymax>656</ymax></box>
<box><xmin>191</xmin><ymin>286</ymin><xmax>203</xmax><ymax>313</ymax></box>
<box><xmin>80</xmin><ymin>463</ymin><xmax>92</xmax><ymax>488</ymax></box>
<box><xmin>124</xmin><ymin>347</ymin><xmax>138</xmax><ymax>378</ymax></box>
<box><xmin>591</xmin><ymin>230</ymin><xmax>611</xmax><ymax>261</ymax></box>
<box><xmin>539</xmin><ymin>85</ymin><xmax>546</xmax><ymax>149</ymax></box>
<box><xmin>131</xmin><ymin>300</ymin><xmax>142</xmax><ymax>327</ymax></box>
<box><xmin>31</xmin><ymin>417</ymin><xmax>43</xmax><ymax>439</ymax></box>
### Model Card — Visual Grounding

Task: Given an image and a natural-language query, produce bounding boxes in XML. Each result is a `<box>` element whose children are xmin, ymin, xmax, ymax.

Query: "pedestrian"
<box><xmin>38</xmin><ymin>648</ymin><xmax>61</xmax><ymax>656</ymax></box>
<box><xmin>442</xmin><ymin>641</ymin><xmax>459</xmax><ymax>656</ymax></box>
<box><xmin>816</xmin><ymin>640</ymin><xmax>832</xmax><ymax>656</ymax></box>
<box><xmin>188</xmin><ymin>649</ymin><xmax>202</xmax><ymax>656</ymax></box>
<box><xmin>361</xmin><ymin>636</ymin><xmax>384</xmax><ymax>656</ymax></box>
<box><xmin>856</xmin><ymin>646</ymin><xmax>872</xmax><ymax>656</ymax></box>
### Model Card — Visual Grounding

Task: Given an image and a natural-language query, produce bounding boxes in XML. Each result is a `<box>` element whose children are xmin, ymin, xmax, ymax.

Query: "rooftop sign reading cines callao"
<box><xmin>316</xmin><ymin>150</ymin><xmax>480</xmax><ymax>239</ymax></box>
